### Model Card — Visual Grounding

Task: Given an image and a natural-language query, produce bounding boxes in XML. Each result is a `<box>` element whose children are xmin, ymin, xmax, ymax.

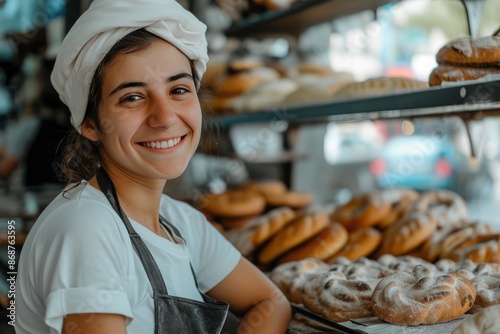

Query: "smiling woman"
<box><xmin>82</xmin><ymin>34</ymin><xmax>203</xmax><ymax>181</ymax></box>
<box><xmin>14</xmin><ymin>1</ymin><xmax>292</xmax><ymax>334</ymax></box>
<box><xmin>59</xmin><ymin>29</ymin><xmax>203</xmax><ymax>184</ymax></box>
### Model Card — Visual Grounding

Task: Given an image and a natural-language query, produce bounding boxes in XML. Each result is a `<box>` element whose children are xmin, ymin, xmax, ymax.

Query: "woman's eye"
<box><xmin>170</xmin><ymin>87</ymin><xmax>189</xmax><ymax>95</ymax></box>
<box><xmin>119</xmin><ymin>94</ymin><xmax>142</xmax><ymax>103</ymax></box>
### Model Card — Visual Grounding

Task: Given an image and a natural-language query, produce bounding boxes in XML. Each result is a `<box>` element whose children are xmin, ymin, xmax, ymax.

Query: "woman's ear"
<box><xmin>81</xmin><ymin>119</ymin><xmax>100</xmax><ymax>142</ymax></box>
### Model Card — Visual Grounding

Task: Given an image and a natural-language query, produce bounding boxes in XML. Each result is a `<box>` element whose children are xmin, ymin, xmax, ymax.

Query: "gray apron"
<box><xmin>96</xmin><ymin>168</ymin><xmax>229</xmax><ymax>333</ymax></box>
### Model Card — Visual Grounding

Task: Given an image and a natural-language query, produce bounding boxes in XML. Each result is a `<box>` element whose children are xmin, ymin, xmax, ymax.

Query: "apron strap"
<box><xmin>96</xmin><ymin>167</ymin><xmax>169</xmax><ymax>295</ymax></box>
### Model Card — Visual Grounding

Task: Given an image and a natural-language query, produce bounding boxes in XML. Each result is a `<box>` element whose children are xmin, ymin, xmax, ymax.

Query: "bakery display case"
<box><xmin>202</xmin><ymin>0</ymin><xmax>500</xmax><ymax>201</ymax></box>
<box><xmin>196</xmin><ymin>0</ymin><xmax>500</xmax><ymax>332</ymax></box>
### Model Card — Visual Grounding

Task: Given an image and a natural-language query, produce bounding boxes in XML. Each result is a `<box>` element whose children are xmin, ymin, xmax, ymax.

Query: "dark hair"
<box><xmin>59</xmin><ymin>28</ymin><xmax>205</xmax><ymax>185</ymax></box>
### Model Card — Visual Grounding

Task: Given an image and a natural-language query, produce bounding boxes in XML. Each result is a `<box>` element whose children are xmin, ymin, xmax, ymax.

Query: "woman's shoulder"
<box><xmin>21</xmin><ymin>182</ymin><xmax>132</xmax><ymax>274</ymax></box>
<box><xmin>35</xmin><ymin>181</ymin><xmax>126</xmax><ymax>236</ymax></box>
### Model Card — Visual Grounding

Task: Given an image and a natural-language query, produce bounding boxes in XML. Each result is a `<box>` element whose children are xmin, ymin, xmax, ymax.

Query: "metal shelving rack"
<box><xmin>210</xmin><ymin>79</ymin><xmax>500</xmax><ymax>127</ymax></box>
<box><xmin>207</xmin><ymin>0</ymin><xmax>500</xmax><ymax>188</ymax></box>
<box><xmin>214</xmin><ymin>0</ymin><xmax>498</xmax><ymax>127</ymax></box>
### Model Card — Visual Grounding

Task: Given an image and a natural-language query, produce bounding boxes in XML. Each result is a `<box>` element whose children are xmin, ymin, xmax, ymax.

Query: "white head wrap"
<box><xmin>51</xmin><ymin>0</ymin><xmax>208</xmax><ymax>132</ymax></box>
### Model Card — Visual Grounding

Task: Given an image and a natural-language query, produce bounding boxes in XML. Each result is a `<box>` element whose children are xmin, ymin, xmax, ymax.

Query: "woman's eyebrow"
<box><xmin>109</xmin><ymin>82</ymin><xmax>145</xmax><ymax>96</ymax></box>
<box><xmin>109</xmin><ymin>73</ymin><xmax>193</xmax><ymax>97</ymax></box>
<box><xmin>167</xmin><ymin>72</ymin><xmax>193</xmax><ymax>83</ymax></box>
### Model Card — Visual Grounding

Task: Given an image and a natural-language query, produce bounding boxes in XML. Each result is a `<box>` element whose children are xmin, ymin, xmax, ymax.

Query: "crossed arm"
<box><xmin>63</xmin><ymin>257</ymin><xmax>292</xmax><ymax>334</ymax></box>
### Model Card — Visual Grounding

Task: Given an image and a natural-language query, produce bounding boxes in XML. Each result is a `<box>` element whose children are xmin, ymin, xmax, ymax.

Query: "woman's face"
<box><xmin>88</xmin><ymin>39</ymin><xmax>202</xmax><ymax>181</ymax></box>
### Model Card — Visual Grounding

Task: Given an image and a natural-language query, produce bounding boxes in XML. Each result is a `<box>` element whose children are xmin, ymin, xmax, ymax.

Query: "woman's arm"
<box><xmin>62</xmin><ymin>313</ymin><xmax>127</xmax><ymax>334</ymax></box>
<box><xmin>207</xmin><ymin>257</ymin><xmax>292</xmax><ymax>334</ymax></box>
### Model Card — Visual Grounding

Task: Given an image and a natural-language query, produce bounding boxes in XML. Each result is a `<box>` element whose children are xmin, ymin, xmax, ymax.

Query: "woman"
<box><xmin>15</xmin><ymin>0</ymin><xmax>292</xmax><ymax>333</ymax></box>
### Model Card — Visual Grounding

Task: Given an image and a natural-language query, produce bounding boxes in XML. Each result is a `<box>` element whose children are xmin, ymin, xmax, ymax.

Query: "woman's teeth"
<box><xmin>142</xmin><ymin>137</ymin><xmax>181</xmax><ymax>149</ymax></box>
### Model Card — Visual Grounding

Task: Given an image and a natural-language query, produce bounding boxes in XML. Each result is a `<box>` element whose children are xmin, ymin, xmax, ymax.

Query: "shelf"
<box><xmin>224</xmin><ymin>0</ymin><xmax>397</xmax><ymax>38</ymax></box>
<box><xmin>209</xmin><ymin>79</ymin><xmax>500</xmax><ymax>127</ymax></box>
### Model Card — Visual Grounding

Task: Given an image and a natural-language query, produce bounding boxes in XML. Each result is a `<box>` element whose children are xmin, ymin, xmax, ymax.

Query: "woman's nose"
<box><xmin>147</xmin><ymin>95</ymin><xmax>177</xmax><ymax>128</ymax></box>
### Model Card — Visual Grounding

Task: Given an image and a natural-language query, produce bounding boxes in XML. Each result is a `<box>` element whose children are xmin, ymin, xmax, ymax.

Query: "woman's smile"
<box><xmin>140</xmin><ymin>135</ymin><xmax>184</xmax><ymax>149</ymax></box>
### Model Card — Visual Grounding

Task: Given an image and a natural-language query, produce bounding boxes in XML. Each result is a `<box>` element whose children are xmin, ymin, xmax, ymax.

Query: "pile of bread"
<box><xmin>270</xmin><ymin>255</ymin><xmax>500</xmax><ymax>331</ymax></box>
<box><xmin>331</xmin><ymin>188</ymin><xmax>500</xmax><ymax>265</ymax></box>
<box><xmin>429</xmin><ymin>30</ymin><xmax>500</xmax><ymax>86</ymax></box>
<box><xmin>203</xmin><ymin>54</ymin><xmax>433</xmax><ymax>115</ymax></box>
<box><xmin>203</xmin><ymin>30</ymin><xmax>500</xmax><ymax>114</ymax></box>
<box><xmin>198</xmin><ymin>179</ymin><xmax>314</xmax><ymax>231</ymax></box>
<box><xmin>203</xmin><ymin>57</ymin><xmax>357</xmax><ymax>115</ymax></box>
<box><xmin>198</xmin><ymin>181</ymin><xmax>500</xmax><ymax>272</ymax></box>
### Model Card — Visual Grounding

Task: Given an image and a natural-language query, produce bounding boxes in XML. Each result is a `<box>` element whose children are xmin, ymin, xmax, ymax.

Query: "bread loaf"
<box><xmin>436</xmin><ymin>35</ymin><xmax>500</xmax><ymax>67</ymax></box>
<box><xmin>371</xmin><ymin>266</ymin><xmax>476</xmax><ymax>325</ymax></box>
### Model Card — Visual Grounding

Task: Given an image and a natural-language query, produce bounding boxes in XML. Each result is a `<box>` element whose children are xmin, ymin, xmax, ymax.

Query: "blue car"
<box><xmin>370</xmin><ymin>135</ymin><xmax>493</xmax><ymax>201</ymax></box>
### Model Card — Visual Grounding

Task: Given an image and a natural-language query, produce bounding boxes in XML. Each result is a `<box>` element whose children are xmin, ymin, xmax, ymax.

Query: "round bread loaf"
<box><xmin>200</xmin><ymin>189</ymin><xmax>266</xmax><ymax>218</ymax></box>
<box><xmin>318</xmin><ymin>278</ymin><xmax>376</xmax><ymax>322</ymax></box>
<box><xmin>470</xmin><ymin>275</ymin><xmax>500</xmax><ymax>313</ymax></box>
<box><xmin>449</xmin><ymin>234</ymin><xmax>500</xmax><ymax>263</ymax></box>
<box><xmin>269</xmin><ymin>258</ymin><xmax>330</xmax><ymax>304</ymax></box>
<box><xmin>438</xmin><ymin>222</ymin><xmax>494</xmax><ymax>260</ymax></box>
<box><xmin>419</xmin><ymin>221</ymin><xmax>473</xmax><ymax>262</ymax></box>
<box><xmin>332</xmin><ymin>193</ymin><xmax>391</xmax><ymax>231</ymax></box>
<box><xmin>372</xmin><ymin>266</ymin><xmax>476</xmax><ymax>325</ymax></box>
<box><xmin>411</xmin><ymin>189</ymin><xmax>468</xmax><ymax>227</ymax></box>
<box><xmin>436</xmin><ymin>35</ymin><xmax>500</xmax><ymax>67</ymax></box>
<box><xmin>375</xmin><ymin>211</ymin><xmax>438</xmax><ymax>257</ymax></box>
<box><xmin>301</xmin><ymin>271</ymin><xmax>351</xmax><ymax>313</ymax></box>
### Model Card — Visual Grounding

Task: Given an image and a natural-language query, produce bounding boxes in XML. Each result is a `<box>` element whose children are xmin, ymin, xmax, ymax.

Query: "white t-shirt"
<box><xmin>15</xmin><ymin>181</ymin><xmax>241</xmax><ymax>334</ymax></box>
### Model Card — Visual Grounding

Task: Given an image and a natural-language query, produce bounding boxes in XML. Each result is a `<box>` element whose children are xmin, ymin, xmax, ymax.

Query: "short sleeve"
<box><xmin>163</xmin><ymin>199</ymin><xmax>241</xmax><ymax>293</ymax></box>
<box><xmin>29</xmin><ymin>200</ymin><xmax>135</xmax><ymax>332</ymax></box>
